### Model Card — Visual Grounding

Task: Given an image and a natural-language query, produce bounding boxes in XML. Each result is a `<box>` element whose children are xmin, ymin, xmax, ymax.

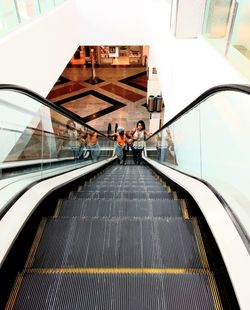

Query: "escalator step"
<box><xmin>30</xmin><ymin>218</ymin><xmax>204</xmax><ymax>269</ymax></box>
<box><xmin>99</xmin><ymin>177</ymin><xmax>158</xmax><ymax>179</ymax></box>
<box><xmin>82</xmin><ymin>185</ymin><xmax>166</xmax><ymax>191</ymax></box>
<box><xmin>74</xmin><ymin>191</ymin><xmax>173</xmax><ymax>200</ymax></box>
<box><xmin>59</xmin><ymin>199</ymin><xmax>182</xmax><ymax>218</ymax></box>
<box><xmin>86</xmin><ymin>181</ymin><xmax>164</xmax><ymax>187</ymax></box>
<box><xmin>93</xmin><ymin>175</ymin><xmax>157</xmax><ymax>180</ymax></box>
<box><xmin>80</xmin><ymin>187</ymin><xmax>166</xmax><ymax>192</ymax></box>
<box><xmin>10</xmin><ymin>272</ymin><xmax>219</xmax><ymax>310</ymax></box>
<box><xmin>90</xmin><ymin>180</ymin><xmax>160</xmax><ymax>185</ymax></box>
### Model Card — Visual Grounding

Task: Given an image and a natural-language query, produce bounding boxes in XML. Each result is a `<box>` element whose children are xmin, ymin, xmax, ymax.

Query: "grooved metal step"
<box><xmin>6</xmin><ymin>164</ymin><xmax>222</xmax><ymax>310</ymax></box>
<box><xmin>93</xmin><ymin>176</ymin><xmax>158</xmax><ymax>180</ymax></box>
<box><xmin>28</xmin><ymin>218</ymin><xmax>206</xmax><ymax>269</ymax></box>
<box><xmin>85</xmin><ymin>181</ymin><xmax>164</xmax><ymax>187</ymax></box>
<box><xmin>9</xmin><ymin>271</ymin><xmax>221</xmax><ymax>310</ymax></box>
<box><xmin>82</xmin><ymin>185</ymin><xmax>166</xmax><ymax>191</ymax></box>
<box><xmin>74</xmin><ymin>191</ymin><xmax>173</xmax><ymax>200</ymax></box>
<box><xmin>59</xmin><ymin>198</ymin><xmax>183</xmax><ymax>218</ymax></box>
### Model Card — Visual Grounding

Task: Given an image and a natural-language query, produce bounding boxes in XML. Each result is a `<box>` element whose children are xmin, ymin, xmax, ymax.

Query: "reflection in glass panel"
<box><xmin>0</xmin><ymin>89</ymin><xmax>114</xmax><ymax>180</ymax></box>
<box><xmin>0</xmin><ymin>0</ymin><xmax>19</xmax><ymax>35</ymax></box>
<box><xmin>204</xmin><ymin>0</ymin><xmax>232</xmax><ymax>38</ymax></box>
<box><xmin>147</xmin><ymin>108</ymin><xmax>201</xmax><ymax>176</ymax></box>
<box><xmin>147</xmin><ymin>88</ymin><xmax>250</xmax><ymax>242</ymax></box>
<box><xmin>200</xmin><ymin>90</ymin><xmax>250</xmax><ymax>236</ymax></box>
<box><xmin>42</xmin><ymin>105</ymin><xmax>114</xmax><ymax>171</ymax></box>
<box><xmin>147</xmin><ymin>110</ymin><xmax>202</xmax><ymax>174</ymax></box>
<box><xmin>55</xmin><ymin>0</ymin><xmax>65</xmax><ymax>4</ymax></box>
<box><xmin>0</xmin><ymin>91</ymin><xmax>43</xmax><ymax>178</ymax></box>
<box><xmin>227</xmin><ymin>0</ymin><xmax>250</xmax><ymax>80</ymax></box>
<box><xmin>169</xmin><ymin>110</ymin><xmax>201</xmax><ymax>176</ymax></box>
<box><xmin>203</xmin><ymin>0</ymin><xmax>233</xmax><ymax>53</ymax></box>
<box><xmin>203</xmin><ymin>0</ymin><xmax>250</xmax><ymax>80</ymax></box>
<box><xmin>16</xmin><ymin>0</ymin><xmax>38</xmax><ymax>22</ymax></box>
<box><xmin>0</xmin><ymin>0</ymin><xmax>65</xmax><ymax>37</ymax></box>
<box><xmin>231</xmin><ymin>0</ymin><xmax>250</xmax><ymax>58</ymax></box>
<box><xmin>38</xmin><ymin>0</ymin><xmax>55</xmax><ymax>14</ymax></box>
<box><xmin>155</xmin><ymin>127</ymin><xmax>178</xmax><ymax>165</ymax></box>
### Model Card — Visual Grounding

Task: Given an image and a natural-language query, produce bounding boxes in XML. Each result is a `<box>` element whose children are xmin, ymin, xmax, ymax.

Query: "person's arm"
<box><xmin>130</xmin><ymin>128</ymin><xmax>137</xmax><ymax>140</ymax></box>
<box><xmin>130</xmin><ymin>128</ymin><xmax>136</xmax><ymax>135</ymax></box>
<box><xmin>125</xmin><ymin>131</ymin><xmax>133</xmax><ymax>145</ymax></box>
<box><xmin>168</xmin><ymin>143</ymin><xmax>175</xmax><ymax>158</ymax></box>
<box><xmin>125</xmin><ymin>131</ymin><xmax>132</xmax><ymax>139</ymax></box>
<box><xmin>144</xmin><ymin>130</ymin><xmax>152</xmax><ymax>137</ymax></box>
<box><xmin>78</xmin><ymin>129</ymin><xmax>88</xmax><ymax>140</ymax></box>
<box><xmin>107</xmin><ymin>132</ymin><xmax>117</xmax><ymax>138</ymax></box>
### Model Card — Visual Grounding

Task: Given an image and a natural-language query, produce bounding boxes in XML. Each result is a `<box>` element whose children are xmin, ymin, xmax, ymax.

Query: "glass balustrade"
<box><xmin>203</xmin><ymin>0</ymin><xmax>250</xmax><ymax>80</ymax></box>
<box><xmin>0</xmin><ymin>0</ymin><xmax>67</xmax><ymax>36</ymax></box>
<box><xmin>0</xmin><ymin>87</ymin><xmax>114</xmax><ymax>213</ymax></box>
<box><xmin>0</xmin><ymin>1</ymin><xmax>20</xmax><ymax>35</ymax></box>
<box><xmin>146</xmin><ymin>87</ymin><xmax>250</xmax><ymax>244</ymax></box>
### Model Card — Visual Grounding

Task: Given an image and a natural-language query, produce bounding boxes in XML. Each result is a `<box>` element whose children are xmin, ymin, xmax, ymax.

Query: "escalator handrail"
<box><xmin>150</xmin><ymin>158</ymin><xmax>250</xmax><ymax>254</ymax></box>
<box><xmin>0</xmin><ymin>84</ymin><xmax>114</xmax><ymax>218</ymax></box>
<box><xmin>145</xmin><ymin>83</ymin><xmax>250</xmax><ymax>253</ymax></box>
<box><xmin>0</xmin><ymin>83</ymin><xmax>109</xmax><ymax>138</ymax></box>
<box><xmin>146</xmin><ymin>84</ymin><xmax>250</xmax><ymax>139</ymax></box>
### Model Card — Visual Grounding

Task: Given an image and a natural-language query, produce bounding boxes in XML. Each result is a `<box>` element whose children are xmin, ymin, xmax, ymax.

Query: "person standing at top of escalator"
<box><xmin>108</xmin><ymin>127</ymin><xmax>132</xmax><ymax>165</ymax></box>
<box><xmin>130</xmin><ymin>120</ymin><xmax>151</xmax><ymax>165</ymax></box>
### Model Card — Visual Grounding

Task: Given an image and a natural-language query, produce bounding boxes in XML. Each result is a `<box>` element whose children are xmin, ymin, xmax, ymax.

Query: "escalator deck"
<box><xmin>6</xmin><ymin>165</ymin><xmax>223</xmax><ymax>309</ymax></box>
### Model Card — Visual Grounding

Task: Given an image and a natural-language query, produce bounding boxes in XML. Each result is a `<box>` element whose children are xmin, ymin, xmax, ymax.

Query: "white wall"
<box><xmin>147</xmin><ymin>47</ymin><xmax>161</xmax><ymax>99</ymax></box>
<box><xmin>0</xmin><ymin>0</ymin><xmax>79</xmax><ymax>97</ymax></box>
<box><xmin>75</xmin><ymin>0</ymin><xmax>152</xmax><ymax>46</ymax></box>
<box><xmin>160</xmin><ymin>37</ymin><xmax>248</xmax><ymax>122</ymax></box>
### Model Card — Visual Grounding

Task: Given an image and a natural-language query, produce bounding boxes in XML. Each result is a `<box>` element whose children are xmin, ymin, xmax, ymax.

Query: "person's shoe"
<box><xmin>123</xmin><ymin>162</ymin><xmax>126</xmax><ymax>165</ymax></box>
<box><xmin>120</xmin><ymin>160</ymin><xmax>123</xmax><ymax>165</ymax></box>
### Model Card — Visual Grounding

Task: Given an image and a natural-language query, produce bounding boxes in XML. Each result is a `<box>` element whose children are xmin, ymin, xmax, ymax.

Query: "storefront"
<box><xmin>99</xmin><ymin>46</ymin><xmax>143</xmax><ymax>65</ymax></box>
<box><xmin>70</xmin><ymin>46</ymin><xmax>146</xmax><ymax>66</ymax></box>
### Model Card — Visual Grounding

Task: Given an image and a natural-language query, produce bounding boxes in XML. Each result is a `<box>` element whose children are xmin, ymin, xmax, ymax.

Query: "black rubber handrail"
<box><xmin>0</xmin><ymin>84</ymin><xmax>108</xmax><ymax>138</ymax></box>
<box><xmin>152</xmin><ymin>159</ymin><xmax>250</xmax><ymax>254</ymax></box>
<box><xmin>147</xmin><ymin>84</ymin><xmax>250</xmax><ymax>139</ymax></box>
<box><xmin>0</xmin><ymin>84</ymin><xmax>115</xmax><ymax>219</ymax></box>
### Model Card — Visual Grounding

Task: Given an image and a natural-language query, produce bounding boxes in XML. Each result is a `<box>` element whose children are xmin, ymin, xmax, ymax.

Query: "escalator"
<box><xmin>1</xmin><ymin>84</ymin><xmax>250</xmax><ymax>309</ymax></box>
<box><xmin>6</xmin><ymin>163</ymin><xmax>222</xmax><ymax>309</ymax></box>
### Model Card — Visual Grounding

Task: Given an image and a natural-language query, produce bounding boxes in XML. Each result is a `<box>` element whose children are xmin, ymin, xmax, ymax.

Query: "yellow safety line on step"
<box><xmin>7</xmin><ymin>268</ymin><xmax>221</xmax><ymax>309</ymax></box>
<box><xmin>27</xmin><ymin>267</ymin><xmax>207</xmax><ymax>274</ymax></box>
<box><xmin>53</xmin><ymin>198</ymin><xmax>63</xmax><ymax>218</ymax></box>
<box><xmin>207</xmin><ymin>271</ymin><xmax>223</xmax><ymax>310</ymax></box>
<box><xmin>172</xmin><ymin>191</ymin><xmax>178</xmax><ymax>200</ymax></box>
<box><xmin>68</xmin><ymin>191</ymin><xmax>74</xmax><ymax>199</ymax></box>
<box><xmin>166</xmin><ymin>185</ymin><xmax>172</xmax><ymax>192</ymax></box>
<box><xmin>76</xmin><ymin>185</ymin><xmax>83</xmax><ymax>192</ymax></box>
<box><xmin>24</xmin><ymin>219</ymin><xmax>47</xmax><ymax>269</ymax></box>
<box><xmin>180</xmin><ymin>199</ymin><xmax>189</xmax><ymax>219</ymax></box>
<box><xmin>192</xmin><ymin>218</ymin><xmax>210</xmax><ymax>269</ymax></box>
<box><xmin>5</xmin><ymin>272</ymin><xmax>24</xmax><ymax>310</ymax></box>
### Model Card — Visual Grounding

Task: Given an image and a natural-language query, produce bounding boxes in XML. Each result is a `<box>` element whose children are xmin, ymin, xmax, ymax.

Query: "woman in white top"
<box><xmin>130</xmin><ymin>120</ymin><xmax>151</xmax><ymax>165</ymax></box>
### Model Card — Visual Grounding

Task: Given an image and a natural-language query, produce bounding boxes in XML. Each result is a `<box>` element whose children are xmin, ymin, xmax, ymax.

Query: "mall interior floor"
<box><xmin>46</xmin><ymin>65</ymin><xmax>164</xmax><ymax>134</ymax></box>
